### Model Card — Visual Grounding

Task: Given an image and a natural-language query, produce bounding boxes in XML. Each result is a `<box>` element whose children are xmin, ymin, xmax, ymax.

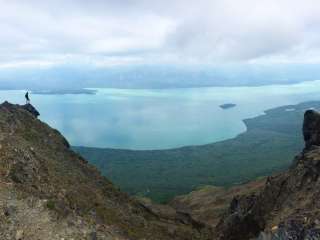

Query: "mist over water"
<box><xmin>2</xmin><ymin>80</ymin><xmax>320</xmax><ymax>150</ymax></box>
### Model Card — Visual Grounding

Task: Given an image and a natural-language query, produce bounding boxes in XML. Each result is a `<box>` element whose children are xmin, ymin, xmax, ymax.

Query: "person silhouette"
<box><xmin>25</xmin><ymin>91</ymin><xmax>30</xmax><ymax>104</ymax></box>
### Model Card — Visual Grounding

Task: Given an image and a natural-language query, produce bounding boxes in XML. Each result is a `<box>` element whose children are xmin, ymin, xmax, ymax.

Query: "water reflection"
<box><xmin>1</xmin><ymin>80</ymin><xmax>320</xmax><ymax>149</ymax></box>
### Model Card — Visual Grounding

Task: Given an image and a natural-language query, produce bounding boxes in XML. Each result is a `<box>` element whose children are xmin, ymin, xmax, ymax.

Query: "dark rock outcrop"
<box><xmin>257</xmin><ymin>219</ymin><xmax>320</xmax><ymax>240</ymax></box>
<box><xmin>216</xmin><ymin>109</ymin><xmax>320</xmax><ymax>240</ymax></box>
<box><xmin>303</xmin><ymin>109</ymin><xmax>320</xmax><ymax>149</ymax></box>
<box><xmin>21</xmin><ymin>103</ymin><xmax>40</xmax><ymax>118</ymax></box>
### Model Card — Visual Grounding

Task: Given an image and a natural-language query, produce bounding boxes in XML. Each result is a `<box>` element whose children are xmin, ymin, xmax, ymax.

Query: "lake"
<box><xmin>2</xmin><ymin>80</ymin><xmax>320</xmax><ymax>150</ymax></box>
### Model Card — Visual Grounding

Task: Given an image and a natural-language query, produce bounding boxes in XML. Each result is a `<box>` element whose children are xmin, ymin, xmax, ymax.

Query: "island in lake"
<box><xmin>219</xmin><ymin>103</ymin><xmax>237</xmax><ymax>109</ymax></box>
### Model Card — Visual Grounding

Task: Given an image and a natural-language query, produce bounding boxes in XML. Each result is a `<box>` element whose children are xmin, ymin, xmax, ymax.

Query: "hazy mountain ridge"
<box><xmin>2</xmin><ymin>64</ymin><xmax>320</xmax><ymax>91</ymax></box>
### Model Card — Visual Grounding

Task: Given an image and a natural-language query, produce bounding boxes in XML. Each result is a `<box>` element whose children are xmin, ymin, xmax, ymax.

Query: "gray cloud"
<box><xmin>0</xmin><ymin>0</ymin><xmax>320</xmax><ymax>68</ymax></box>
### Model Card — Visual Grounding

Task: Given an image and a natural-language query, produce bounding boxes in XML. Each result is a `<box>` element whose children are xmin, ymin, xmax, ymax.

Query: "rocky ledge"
<box><xmin>2</xmin><ymin>101</ymin><xmax>40</xmax><ymax>118</ymax></box>
<box><xmin>0</xmin><ymin>102</ymin><xmax>213</xmax><ymax>240</ymax></box>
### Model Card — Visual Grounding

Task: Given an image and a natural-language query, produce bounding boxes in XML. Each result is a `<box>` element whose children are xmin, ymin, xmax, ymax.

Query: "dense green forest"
<box><xmin>74</xmin><ymin>101</ymin><xmax>320</xmax><ymax>203</ymax></box>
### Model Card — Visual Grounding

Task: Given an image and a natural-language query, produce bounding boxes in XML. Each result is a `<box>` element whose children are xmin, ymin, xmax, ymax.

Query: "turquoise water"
<box><xmin>2</xmin><ymin>80</ymin><xmax>320</xmax><ymax>150</ymax></box>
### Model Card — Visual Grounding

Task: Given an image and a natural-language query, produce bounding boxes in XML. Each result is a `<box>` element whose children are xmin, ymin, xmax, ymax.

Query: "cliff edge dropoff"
<box><xmin>0</xmin><ymin>102</ymin><xmax>213</xmax><ymax>240</ymax></box>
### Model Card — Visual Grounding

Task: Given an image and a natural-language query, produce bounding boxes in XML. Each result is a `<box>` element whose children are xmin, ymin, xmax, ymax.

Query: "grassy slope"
<box><xmin>73</xmin><ymin>101</ymin><xmax>320</xmax><ymax>203</ymax></box>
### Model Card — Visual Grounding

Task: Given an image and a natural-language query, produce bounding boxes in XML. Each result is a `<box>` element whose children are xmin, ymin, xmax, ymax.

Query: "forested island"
<box><xmin>219</xmin><ymin>103</ymin><xmax>236</xmax><ymax>109</ymax></box>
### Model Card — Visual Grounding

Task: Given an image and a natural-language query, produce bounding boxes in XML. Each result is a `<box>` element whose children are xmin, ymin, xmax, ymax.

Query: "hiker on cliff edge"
<box><xmin>25</xmin><ymin>91</ymin><xmax>30</xmax><ymax>104</ymax></box>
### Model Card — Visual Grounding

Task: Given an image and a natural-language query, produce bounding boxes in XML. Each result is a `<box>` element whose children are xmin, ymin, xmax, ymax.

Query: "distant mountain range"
<box><xmin>2</xmin><ymin>63</ymin><xmax>320</xmax><ymax>90</ymax></box>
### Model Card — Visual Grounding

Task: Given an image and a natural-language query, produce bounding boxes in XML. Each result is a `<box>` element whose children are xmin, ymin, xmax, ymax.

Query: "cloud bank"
<box><xmin>1</xmin><ymin>0</ymin><xmax>320</xmax><ymax>68</ymax></box>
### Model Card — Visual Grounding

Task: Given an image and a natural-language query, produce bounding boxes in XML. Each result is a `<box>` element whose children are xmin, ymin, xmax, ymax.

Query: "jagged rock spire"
<box><xmin>303</xmin><ymin>110</ymin><xmax>320</xmax><ymax>148</ymax></box>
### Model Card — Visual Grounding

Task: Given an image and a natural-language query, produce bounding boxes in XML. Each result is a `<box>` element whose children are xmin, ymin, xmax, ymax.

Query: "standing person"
<box><xmin>25</xmin><ymin>91</ymin><xmax>30</xmax><ymax>104</ymax></box>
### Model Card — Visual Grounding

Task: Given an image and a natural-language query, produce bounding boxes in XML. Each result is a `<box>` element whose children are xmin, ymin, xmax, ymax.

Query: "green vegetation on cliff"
<box><xmin>74</xmin><ymin>101</ymin><xmax>320</xmax><ymax>203</ymax></box>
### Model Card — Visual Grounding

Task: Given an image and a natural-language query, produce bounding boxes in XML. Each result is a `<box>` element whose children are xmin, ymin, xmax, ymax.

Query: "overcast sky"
<box><xmin>1</xmin><ymin>0</ymin><xmax>320</xmax><ymax>69</ymax></box>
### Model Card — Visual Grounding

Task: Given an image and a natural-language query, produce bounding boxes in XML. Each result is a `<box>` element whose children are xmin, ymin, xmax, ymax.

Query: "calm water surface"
<box><xmin>2</xmin><ymin>80</ymin><xmax>320</xmax><ymax>150</ymax></box>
